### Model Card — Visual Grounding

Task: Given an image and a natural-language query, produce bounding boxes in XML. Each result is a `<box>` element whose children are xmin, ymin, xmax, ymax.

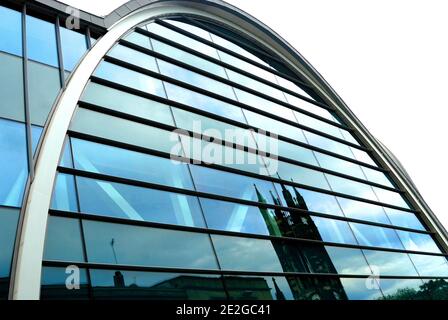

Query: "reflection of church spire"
<box><xmin>272</xmin><ymin>277</ymin><xmax>286</xmax><ymax>300</ymax></box>
<box><xmin>113</xmin><ymin>271</ymin><xmax>125</xmax><ymax>288</ymax></box>
<box><xmin>254</xmin><ymin>184</ymin><xmax>282</xmax><ymax>236</ymax></box>
<box><xmin>277</xmin><ymin>174</ymin><xmax>296</xmax><ymax>208</ymax></box>
<box><xmin>291</xmin><ymin>179</ymin><xmax>308</xmax><ymax>211</ymax></box>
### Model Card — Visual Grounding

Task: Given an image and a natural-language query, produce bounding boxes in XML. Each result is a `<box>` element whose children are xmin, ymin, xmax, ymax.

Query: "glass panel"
<box><xmin>70</xmin><ymin>108</ymin><xmax>179</xmax><ymax>155</ymax></box>
<box><xmin>312</xmin><ymin>217</ymin><xmax>357</xmax><ymax>245</ymax></box>
<box><xmin>276</xmin><ymin>77</ymin><xmax>312</xmax><ymax>99</ymax></box>
<box><xmin>244</xmin><ymin>109</ymin><xmax>307</xmax><ymax>143</ymax></box>
<box><xmin>28</xmin><ymin>61</ymin><xmax>61</xmax><ymax>126</ymax></box>
<box><xmin>275</xmin><ymin>184</ymin><xmax>344</xmax><ymax>216</ymax></box>
<box><xmin>164</xmin><ymin>82</ymin><xmax>246</xmax><ymax>123</ymax></box>
<box><xmin>294</xmin><ymin>111</ymin><xmax>345</xmax><ymax>140</ymax></box>
<box><xmin>83</xmin><ymin>220</ymin><xmax>218</xmax><ymax>269</ymax></box>
<box><xmin>340</xmin><ymin>278</ymin><xmax>383</xmax><ymax>300</ymax></box>
<box><xmin>423</xmin><ymin>279</ymin><xmax>448</xmax><ymax>300</ymax></box>
<box><xmin>81</xmin><ymin>82</ymin><xmax>174</xmax><ymax>126</ymax></box>
<box><xmin>167</xmin><ymin>20</ymin><xmax>213</xmax><ymax>41</ymax></box>
<box><xmin>157</xmin><ymin>60</ymin><xmax>236</xmax><ymax>99</ymax></box>
<box><xmin>396</xmin><ymin>231</ymin><xmax>441</xmax><ymax>253</ymax></box>
<box><xmin>350</xmin><ymin>147</ymin><xmax>377</xmax><ymax>167</ymax></box>
<box><xmin>303</xmin><ymin>131</ymin><xmax>353</xmax><ymax>158</ymax></box>
<box><xmin>362</xmin><ymin>167</ymin><xmax>394</xmax><ymax>188</ymax></box>
<box><xmin>326</xmin><ymin>175</ymin><xmax>377</xmax><ymax>201</ymax></box>
<box><xmin>43</xmin><ymin>216</ymin><xmax>85</xmax><ymax>262</ymax></box>
<box><xmin>337</xmin><ymin>197</ymin><xmax>390</xmax><ymax>225</ymax></box>
<box><xmin>324</xmin><ymin>247</ymin><xmax>371</xmax><ymax>275</ymax></box>
<box><xmin>145</xmin><ymin>22</ymin><xmax>220</xmax><ymax>59</ymax></box>
<box><xmin>60</xmin><ymin>27</ymin><xmax>87</xmax><ymax>71</ymax></box>
<box><xmin>0</xmin><ymin>6</ymin><xmax>22</xmax><ymax>56</ymax></box>
<box><xmin>0</xmin><ymin>207</ymin><xmax>19</xmax><ymax>299</ymax></box>
<box><xmin>363</xmin><ymin>250</ymin><xmax>418</xmax><ymax>276</ymax></box>
<box><xmin>123</xmin><ymin>32</ymin><xmax>152</xmax><ymax>49</ymax></box>
<box><xmin>233</xmin><ymin>88</ymin><xmax>293</xmax><ymax>120</ymax></box>
<box><xmin>379</xmin><ymin>279</ymin><xmax>425</xmax><ymax>300</ymax></box>
<box><xmin>108</xmin><ymin>44</ymin><xmax>158</xmax><ymax>72</ymax></box>
<box><xmin>50</xmin><ymin>173</ymin><xmax>78</xmax><ymax>212</ymax></box>
<box><xmin>189</xmin><ymin>165</ymin><xmax>278</xmax><ymax>205</ymax></box>
<box><xmin>94</xmin><ymin>61</ymin><xmax>165</xmax><ymax>96</ymax></box>
<box><xmin>350</xmin><ymin>223</ymin><xmax>404</xmax><ymax>249</ymax></box>
<box><xmin>0</xmin><ymin>119</ymin><xmax>28</xmax><ymax>207</ymax></box>
<box><xmin>314</xmin><ymin>152</ymin><xmax>365</xmax><ymax>180</ymax></box>
<box><xmin>26</xmin><ymin>15</ymin><xmax>58</xmax><ymax>67</ymax></box>
<box><xmin>77</xmin><ymin>177</ymin><xmax>205</xmax><ymax>228</ymax></box>
<box><xmin>384</xmin><ymin>208</ymin><xmax>424</xmax><ymax>231</ymax></box>
<box><xmin>71</xmin><ymin>138</ymin><xmax>193</xmax><ymax>189</ymax></box>
<box><xmin>0</xmin><ymin>52</ymin><xmax>24</xmax><ymax>122</ymax></box>
<box><xmin>41</xmin><ymin>267</ymin><xmax>89</xmax><ymax>300</ymax></box>
<box><xmin>285</xmin><ymin>93</ymin><xmax>337</xmax><ymax>123</ymax></box>
<box><xmin>90</xmin><ymin>269</ymin><xmax>227</xmax><ymax>300</ymax></box>
<box><xmin>151</xmin><ymin>38</ymin><xmax>228</xmax><ymax>78</ymax></box>
<box><xmin>409</xmin><ymin>254</ymin><xmax>448</xmax><ymax>277</ymax></box>
<box><xmin>31</xmin><ymin>125</ymin><xmax>43</xmax><ymax>155</ymax></box>
<box><xmin>372</xmin><ymin>186</ymin><xmax>409</xmax><ymax>209</ymax></box>
<box><xmin>275</xmin><ymin>161</ymin><xmax>331</xmax><ymax>190</ymax></box>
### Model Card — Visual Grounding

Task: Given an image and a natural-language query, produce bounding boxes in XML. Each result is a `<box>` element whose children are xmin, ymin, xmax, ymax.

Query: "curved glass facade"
<box><xmin>1</xmin><ymin>1</ymin><xmax>447</xmax><ymax>301</ymax></box>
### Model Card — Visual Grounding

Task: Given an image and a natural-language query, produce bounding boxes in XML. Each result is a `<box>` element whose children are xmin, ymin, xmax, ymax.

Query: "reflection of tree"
<box><xmin>380</xmin><ymin>279</ymin><xmax>448</xmax><ymax>300</ymax></box>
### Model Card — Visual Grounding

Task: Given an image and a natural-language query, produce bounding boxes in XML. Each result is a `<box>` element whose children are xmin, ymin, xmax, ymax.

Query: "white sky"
<box><xmin>61</xmin><ymin>0</ymin><xmax>448</xmax><ymax>229</ymax></box>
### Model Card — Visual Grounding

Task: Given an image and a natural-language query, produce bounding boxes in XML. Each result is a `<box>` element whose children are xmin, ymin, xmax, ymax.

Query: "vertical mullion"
<box><xmin>55</xmin><ymin>16</ymin><xmax>65</xmax><ymax>88</ymax></box>
<box><xmin>86</xmin><ymin>27</ymin><xmax>92</xmax><ymax>49</ymax></box>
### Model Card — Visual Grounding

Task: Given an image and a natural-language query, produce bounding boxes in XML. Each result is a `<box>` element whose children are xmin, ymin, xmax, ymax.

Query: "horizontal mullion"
<box><xmin>77</xmin><ymin>101</ymin><xmax>399</xmax><ymax>193</ymax></box>
<box><xmin>46</xmin><ymin>209</ymin><xmax>445</xmax><ymax>257</ymax></box>
<box><xmin>42</xmin><ymin>260</ymin><xmax>448</xmax><ymax>280</ymax></box>
<box><xmin>103</xmin><ymin>55</ymin><xmax>367</xmax><ymax>152</ymax></box>
<box><xmin>126</xmin><ymin>30</ymin><xmax>340</xmax><ymax>125</ymax></box>
<box><xmin>89</xmin><ymin>76</ymin><xmax>386</xmax><ymax>173</ymax></box>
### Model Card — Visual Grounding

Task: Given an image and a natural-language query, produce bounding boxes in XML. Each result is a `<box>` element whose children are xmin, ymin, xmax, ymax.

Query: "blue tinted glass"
<box><xmin>304</xmin><ymin>131</ymin><xmax>353</xmax><ymax>158</ymax></box>
<box><xmin>60</xmin><ymin>27</ymin><xmax>87</xmax><ymax>71</ymax></box>
<box><xmin>41</xmin><ymin>267</ymin><xmax>89</xmax><ymax>300</ymax></box>
<box><xmin>363</xmin><ymin>250</ymin><xmax>418</xmax><ymax>276</ymax></box>
<box><xmin>50</xmin><ymin>173</ymin><xmax>78</xmax><ymax>212</ymax></box>
<box><xmin>372</xmin><ymin>186</ymin><xmax>409</xmax><ymax>209</ymax></box>
<box><xmin>71</xmin><ymin>138</ymin><xmax>194</xmax><ymax>189</ymax></box>
<box><xmin>189</xmin><ymin>165</ymin><xmax>277</xmax><ymax>204</ymax></box>
<box><xmin>384</xmin><ymin>208</ymin><xmax>424</xmax><ymax>231</ymax></box>
<box><xmin>294</xmin><ymin>111</ymin><xmax>345</xmax><ymax>140</ymax></box>
<box><xmin>31</xmin><ymin>125</ymin><xmax>43</xmax><ymax>154</ymax></box>
<box><xmin>326</xmin><ymin>175</ymin><xmax>377</xmax><ymax>201</ymax></box>
<box><xmin>340</xmin><ymin>278</ymin><xmax>383</xmax><ymax>300</ymax></box>
<box><xmin>315</xmin><ymin>152</ymin><xmax>365</xmax><ymax>180</ymax></box>
<box><xmin>43</xmin><ymin>216</ymin><xmax>85</xmax><ymax>262</ymax></box>
<box><xmin>108</xmin><ymin>44</ymin><xmax>158</xmax><ymax>72</ymax></box>
<box><xmin>77</xmin><ymin>177</ymin><xmax>205</xmax><ymax>227</ymax></box>
<box><xmin>0</xmin><ymin>6</ymin><xmax>22</xmax><ymax>56</ymax></box>
<box><xmin>164</xmin><ymin>82</ymin><xmax>246</xmax><ymax>123</ymax></box>
<box><xmin>409</xmin><ymin>254</ymin><xmax>448</xmax><ymax>277</ymax></box>
<box><xmin>312</xmin><ymin>217</ymin><xmax>357</xmax><ymax>245</ymax></box>
<box><xmin>26</xmin><ymin>16</ymin><xmax>58</xmax><ymax>67</ymax></box>
<box><xmin>0</xmin><ymin>207</ymin><xmax>19</xmax><ymax>280</ymax></box>
<box><xmin>59</xmin><ymin>137</ymin><xmax>73</xmax><ymax>168</ymax></box>
<box><xmin>276</xmin><ymin>161</ymin><xmax>330</xmax><ymax>190</ymax></box>
<box><xmin>350</xmin><ymin>223</ymin><xmax>403</xmax><ymax>249</ymax></box>
<box><xmin>0</xmin><ymin>52</ymin><xmax>25</xmax><ymax>122</ymax></box>
<box><xmin>124</xmin><ymin>32</ymin><xmax>152</xmax><ymax>49</ymax></box>
<box><xmin>230</xmin><ymin>74</ymin><xmax>286</xmax><ymax>102</ymax></box>
<box><xmin>324</xmin><ymin>247</ymin><xmax>371</xmax><ymax>275</ymax></box>
<box><xmin>362</xmin><ymin>167</ymin><xmax>394</xmax><ymax>188</ymax></box>
<box><xmin>0</xmin><ymin>119</ymin><xmax>28</xmax><ymax>207</ymax></box>
<box><xmin>94</xmin><ymin>61</ymin><xmax>166</xmax><ymax>96</ymax></box>
<box><xmin>337</xmin><ymin>197</ymin><xmax>390</xmax><ymax>225</ymax></box>
<box><xmin>396</xmin><ymin>231</ymin><xmax>441</xmax><ymax>253</ymax></box>
<box><xmin>83</xmin><ymin>220</ymin><xmax>218</xmax><ymax>269</ymax></box>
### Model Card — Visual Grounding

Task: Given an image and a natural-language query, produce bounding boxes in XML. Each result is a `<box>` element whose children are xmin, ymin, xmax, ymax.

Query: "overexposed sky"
<box><xmin>61</xmin><ymin>0</ymin><xmax>448</xmax><ymax>229</ymax></box>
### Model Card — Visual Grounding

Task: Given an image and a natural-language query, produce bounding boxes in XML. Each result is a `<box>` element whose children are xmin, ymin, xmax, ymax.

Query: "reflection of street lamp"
<box><xmin>110</xmin><ymin>238</ymin><xmax>118</xmax><ymax>264</ymax></box>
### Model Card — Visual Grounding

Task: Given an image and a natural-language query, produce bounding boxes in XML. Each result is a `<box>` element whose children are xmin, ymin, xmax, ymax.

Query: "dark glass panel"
<box><xmin>423</xmin><ymin>279</ymin><xmax>448</xmax><ymax>300</ymax></box>
<box><xmin>90</xmin><ymin>270</ymin><xmax>226</xmax><ymax>300</ymax></box>
<box><xmin>0</xmin><ymin>119</ymin><xmax>28</xmax><ymax>207</ymax></box>
<box><xmin>60</xmin><ymin>27</ymin><xmax>87</xmax><ymax>71</ymax></box>
<box><xmin>81</xmin><ymin>82</ymin><xmax>174</xmax><ymax>126</ymax></box>
<box><xmin>0</xmin><ymin>52</ymin><xmax>24</xmax><ymax>122</ymax></box>
<box><xmin>379</xmin><ymin>279</ymin><xmax>426</xmax><ymax>300</ymax></box>
<box><xmin>0</xmin><ymin>207</ymin><xmax>19</xmax><ymax>299</ymax></box>
<box><xmin>28</xmin><ymin>60</ymin><xmax>61</xmax><ymax>126</ymax></box>
<box><xmin>50</xmin><ymin>173</ymin><xmax>78</xmax><ymax>212</ymax></box>
<box><xmin>0</xmin><ymin>6</ymin><xmax>22</xmax><ymax>56</ymax></box>
<box><xmin>83</xmin><ymin>220</ymin><xmax>218</xmax><ymax>269</ymax></box>
<box><xmin>41</xmin><ymin>267</ymin><xmax>89</xmax><ymax>300</ymax></box>
<box><xmin>26</xmin><ymin>16</ymin><xmax>58</xmax><ymax>67</ymax></box>
<box><xmin>76</xmin><ymin>177</ymin><xmax>205</xmax><ymax>228</ymax></box>
<box><xmin>43</xmin><ymin>216</ymin><xmax>85</xmax><ymax>262</ymax></box>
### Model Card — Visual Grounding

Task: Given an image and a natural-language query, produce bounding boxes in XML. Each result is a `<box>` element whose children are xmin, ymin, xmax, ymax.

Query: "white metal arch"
<box><xmin>11</xmin><ymin>0</ymin><xmax>448</xmax><ymax>300</ymax></box>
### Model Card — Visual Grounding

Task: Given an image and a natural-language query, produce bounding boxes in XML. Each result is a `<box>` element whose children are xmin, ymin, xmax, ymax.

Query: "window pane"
<box><xmin>285</xmin><ymin>93</ymin><xmax>337</xmax><ymax>123</ymax></box>
<box><xmin>276</xmin><ymin>161</ymin><xmax>330</xmax><ymax>190</ymax></box>
<box><xmin>50</xmin><ymin>173</ymin><xmax>78</xmax><ymax>212</ymax></box>
<box><xmin>164</xmin><ymin>82</ymin><xmax>246</xmax><ymax>123</ymax></box>
<box><xmin>372</xmin><ymin>186</ymin><xmax>409</xmax><ymax>209</ymax></box>
<box><xmin>0</xmin><ymin>6</ymin><xmax>22</xmax><ymax>56</ymax></box>
<box><xmin>350</xmin><ymin>223</ymin><xmax>403</xmax><ymax>249</ymax></box>
<box><xmin>315</xmin><ymin>152</ymin><xmax>365</xmax><ymax>180</ymax></box>
<box><xmin>71</xmin><ymin>138</ymin><xmax>193</xmax><ymax>189</ymax></box>
<box><xmin>324</xmin><ymin>247</ymin><xmax>371</xmax><ymax>275</ymax></box>
<box><xmin>312</xmin><ymin>217</ymin><xmax>357</xmax><ymax>245</ymax></box>
<box><xmin>409</xmin><ymin>254</ymin><xmax>448</xmax><ymax>277</ymax></box>
<box><xmin>26</xmin><ymin>16</ymin><xmax>58</xmax><ymax>67</ymax></box>
<box><xmin>77</xmin><ymin>177</ymin><xmax>205</xmax><ymax>228</ymax></box>
<box><xmin>41</xmin><ymin>267</ymin><xmax>89</xmax><ymax>300</ymax></box>
<box><xmin>351</xmin><ymin>147</ymin><xmax>377</xmax><ymax>167</ymax></box>
<box><xmin>60</xmin><ymin>27</ymin><xmax>87</xmax><ymax>71</ymax></box>
<box><xmin>124</xmin><ymin>32</ymin><xmax>152</xmax><ymax>49</ymax></box>
<box><xmin>189</xmin><ymin>165</ymin><xmax>278</xmax><ymax>204</ymax></box>
<box><xmin>0</xmin><ymin>119</ymin><xmax>28</xmax><ymax>207</ymax></box>
<box><xmin>90</xmin><ymin>270</ymin><xmax>227</xmax><ymax>300</ymax></box>
<box><xmin>396</xmin><ymin>231</ymin><xmax>441</xmax><ymax>253</ymax></box>
<box><xmin>326</xmin><ymin>175</ymin><xmax>377</xmax><ymax>201</ymax></box>
<box><xmin>43</xmin><ymin>216</ymin><xmax>85</xmax><ymax>262</ymax></box>
<box><xmin>304</xmin><ymin>131</ymin><xmax>353</xmax><ymax>158</ymax></box>
<box><xmin>379</xmin><ymin>279</ymin><xmax>425</xmax><ymax>300</ymax></box>
<box><xmin>70</xmin><ymin>108</ymin><xmax>179</xmax><ymax>155</ymax></box>
<box><xmin>95</xmin><ymin>61</ymin><xmax>165</xmax><ymax>96</ymax></box>
<box><xmin>337</xmin><ymin>197</ymin><xmax>390</xmax><ymax>225</ymax></box>
<box><xmin>28</xmin><ymin>60</ymin><xmax>61</xmax><ymax>126</ymax></box>
<box><xmin>294</xmin><ymin>111</ymin><xmax>345</xmax><ymax>140</ymax></box>
<box><xmin>340</xmin><ymin>278</ymin><xmax>383</xmax><ymax>300</ymax></box>
<box><xmin>83</xmin><ymin>220</ymin><xmax>218</xmax><ymax>269</ymax></box>
<box><xmin>81</xmin><ymin>82</ymin><xmax>174</xmax><ymax>126</ymax></box>
<box><xmin>362</xmin><ymin>167</ymin><xmax>394</xmax><ymax>188</ymax></box>
<box><xmin>0</xmin><ymin>52</ymin><xmax>24</xmax><ymax>122</ymax></box>
<box><xmin>108</xmin><ymin>44</ymin><xmax>158</xmax><ymax>72</ymax></box>
<box><xmin>363</xmin><ymin>250</ymin><xmax>418</xmax><ymax>276</ymax></box>
<box><xmin>157</xmin><ymin>60</ymin><xmax>236</xmax><ymax>99</ymax></box>
<box><xmin>0</xmin><ymin>207</ymin><xmax>19</xmax><ymax>299</ymax></box>
<box><xmin>384</xmin><ymin>208</ymin><xmax>424</xmax><ymax>231</ymax></box>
